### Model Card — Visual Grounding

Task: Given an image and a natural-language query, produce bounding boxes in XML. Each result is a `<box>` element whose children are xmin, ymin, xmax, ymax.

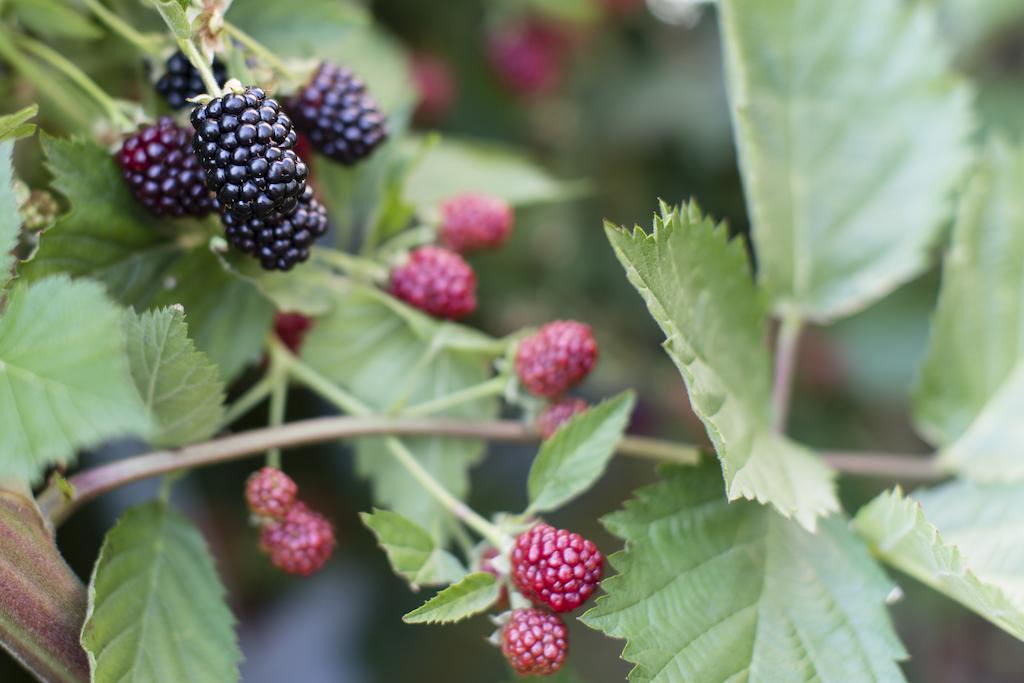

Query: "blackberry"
<box><xmin>221</xmin><ymin>185</ymin><xmax>328</xmax><ymax>271</ymax></box>
<box><xmin>245</xmin><ymin>467</ymin><xmax>297</xmax><ymax>520</ymax></box>
<box><xmin>439</xmin><ymin>192</ymin><xmax>514</xmax><ymax>253</ymax></box>
<box><xmin>191</xmin><ymin>86</ymin><xmax>308</xmax><ymax>220</ymax></box>
<box><xmin>116</xmin><ymin>117</ymin><xmax>215</xmax><ymax>218</ymax></box>
<box><xmin>388</xmin><ymin>246</ymin><xmax>477</xmax><ymax>319</ymax></box>
<box><xmin>515</xmin><ymin>321</ymin><xmax>598</xmax><ymax>398</ymax></box>
<box><xmin>536</xmin><ymin>397</ymin><xmax>589</xmax><ymax>439</ymax></box>
<box><xmin>511</xmin><ymin>523</ymin><xmax>603</xmax><ymax>613</ymax></box>
<box><xmin>287</xmin><ymin>62</ymin><xmax>388</xmax><ymax>165</ymax></box>
<box><xmin>501</xmin><ymin>609</ymin><xmax>568</xmax><ymax>676</ymax></box>
<box><xmin>155</xmin><ymin>51</ymin><xmax>228</xmax><ymax>110</ymax></box>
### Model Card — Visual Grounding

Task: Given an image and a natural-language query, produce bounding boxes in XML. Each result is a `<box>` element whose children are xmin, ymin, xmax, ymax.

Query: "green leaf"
<box><xmin>216</xmin><ymin>248</ymin><xmax>348</xmax><ymax>317</ymax></box>
<box><xmin>526</xmin><ymin>391</ymin><xmax>635</xmax><ymax>514</ymax></box>
<box><xmin>0</xmin><ymin>276</ymin><xmax>149</xmax><ymax>484</ymax></box>
<box><xmin>913</xmin><ymin>137</ymin><xmax>1024</xmax><ymax>480</ymax></box>
<box><xmin>0</xmin><ymin>104</ymin><xmax>38</xmax><ymax>142</ymax></box>
<box><xmin>853</xmin><ymin>485</ymin><xmax>1024</xmax><ymax>641</ymax></box>
<box><xmin>303</xmin><ymin>288</ymin><xmax>501</xmax><ymax>540</ymax></box>
<box><xmin>359</xmin><ymin>508</ymin><xmax>465</xmax><ymax>588</ymax></box>
<box><xmin>402</xmin><ymin>136</ymin><xmax>586</xmax><ymax>209</ymax></box>
<box><xmin>82</xmin><ymin>501</ymin><xmax>241</xmax><ymax>683</ymax></box>
<box><xmin>10</xmin><ymin>0</ymin><xmax>103</xmax><ymax>41</ymax></box>
<box><xmin>0</xmin><ymin>141</ymin><xmax>20</xmax><ymax>292</ymax></box>
<box><xmin>606</xmin><ymin>203</ymin><xmax>837</xmax><ymax>529</ymax></box>
<box><xmin>123</xmin><ymin>307</ymin><xmax>225</xmax><ymax>447</ymax></box>
<box><xmin>402</xmin><ymin>572</ymin><xmax>500</xmax><ymax>625</ymax></box>
<box><xmin>718</xmin><ymin>0</ymin><xmax>973</xmax><ymax>321</ymax></box>
<box><xmin>151</xmin><ymin>0</ymin><xmax>190</xmax><ymax>39</ymax></box>
<box><xmin>582</xmin><ymin>462</ymin><xmax>907</xmax><ymax>683</ymax></box>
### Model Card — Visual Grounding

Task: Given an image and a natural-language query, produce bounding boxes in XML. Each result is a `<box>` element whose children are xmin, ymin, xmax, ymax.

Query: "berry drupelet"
<box><xmin>260</xmin><ymin>502</ymin><xmax>336</xmax><ymax>576</ymax></box>
<box><xmin>511</xmin><ymin>523</ymin><xmax>603</xmax><ymax>613</ymax></box>
<box><xmin>515</xmin><ymin>321</ymin><xmax>598</xmax><ymax>398</ymax></box>
<box><xmin>439</xmin><ymin>192</ymin><xmax>514</xmax><ymax>253</ymax></box>
<box><xmin>536</xmin><ymin>397</ymin><xmax>589</xmax><ymax>439</ymax></box>
<box><xmin>287</xmin><ymin>62</ymin><xmax>388</xmax><ymax>165</ymax></box>
<box><xmin>191</xmin><ymin>86</ymin><xmax>308</xmax><ymax>220</ymax></box>
<box><xmin>245</xmin><ymin>467</ymin><xmax>298</xmax><ymax>520</ymax></box>
<box><xmin>116</xmin><ymin>117</ymin><xmax>215</xmax><ymax>218</ymax></box>
<box><xmin>221</xmin><ymin>185</ymin><xmax>328</xmax><ymax>271</ymax></box>
<box><xmin>389</xmin><ymin>246</ymin><xmax>477</xmax><ymax>319</ymax></box>
<box><xmin>501</xmin><ymin>609</ymin><xmax>568</xmax><ymax>676</ymax></box>
<box><xmin>155</xmin><ymin>50</ymin><xmax>228</xmax><ymax>110</ymax></box>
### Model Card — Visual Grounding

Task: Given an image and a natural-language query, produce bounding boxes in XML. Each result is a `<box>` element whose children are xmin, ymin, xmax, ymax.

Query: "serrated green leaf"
<box><xmin>123</xmin><ymin>307</ymin><xmax>225</xmax><ymax>447</ymax></box>
<box><xmin>0</xmin><ymin>276</ymin><xmax>149</xmax><ymax>484</ymax></box>
<box><xmin>303</xmin><ymin>288</ymin><xmax>501</xmax><ymax>540</ymax></box>
<box><xmin>0</xmin><ymin>141</ymin><xmax>19</xmax><ymax>292</ymax></box>
<box><xmin>606</xmin><ymin>202</ymin><xmax>837</xmax><ymax>529</ymax></box>
<box><xmin>403</xmin><ymin>136</ymin><xmax>586</xmax><ymax>209</ymax></box>
<box><xmin>0</xmin><ymin>104</ymin><xmax>38</xmax><ymax>143</ymax></box>
<box><xmin>719</xmin><ymin>0</ymin><xmax>973</xmax><ymax>321</ymax></box>
<box><xmin>582</xmin><ymin>462</ymin><xmax>907</xmax><ymax>683</ymax></box>
<box><xmin>526</xmin><ymin>391</ymin><xmax>635</xmax><ymax>514</ymax></box>
<box><xmin>359</xmin><ymin>508</ymin><xmax>466</xmax><ymax>588</ymax></box>
<box><xmin>82</xmin><ymin>501</ymin><xmax>241</xmax><ymax>683</ymax></box>
<box><xmin>853</xmin><ymin>485</ymin><xmax>1024</xmax><ymax>641</ymax></box>
<box><xmin>10</xmin><ymin>0</ymin><xmax>103</xmax><ymax>41</ymax></box>
<box><xmin>913</xmin><ymin>137</ymin><xmax>1024</xmax><ymax>480</ymax></box>
<box><xmin>403</xmin><ymin>572</ymin><xmax>500</xmax><ymax>625</ymax></box>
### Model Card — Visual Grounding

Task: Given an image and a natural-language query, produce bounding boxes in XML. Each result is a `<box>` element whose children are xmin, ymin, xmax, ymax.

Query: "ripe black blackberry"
<box><xmin>287</xmin><ymin>62</ymin><xmax>388</xmax><ymax>165</ymax></box>
<box><xmin>116</xmin><ymin>117</ymin><xmax>215</xmax><ymax>218</ymax></box>
<box><xmin>155</xmin><ymin>51</ymin><xmax>228</xmax><ymax>110</ymax></box>
<box><xmin>221</xmin><ymin>185</ymin><xmax>328</xmax><ymax>271</ymax></box>
<box><xmin>191</xmin><ymin>86</ymin><xmax>308</xmax><ymax>220</ymax></box>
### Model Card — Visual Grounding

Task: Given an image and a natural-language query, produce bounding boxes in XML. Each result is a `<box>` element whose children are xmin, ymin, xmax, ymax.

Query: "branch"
<box><xmin>37</xmin><ymin>416</ymin><xmax>942</xmax><ymax>527</ymax></box>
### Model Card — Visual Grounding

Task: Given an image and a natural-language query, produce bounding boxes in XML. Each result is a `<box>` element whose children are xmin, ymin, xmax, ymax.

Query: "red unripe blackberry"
<box><xmin>487</xmin><ymin>21</ymin><xmax>567</xmax><ymax>97</ymax></box>
<box><xmin>155</xmin><ymin>50</ymin><xmax>228</xmax><ymax>110</ymax></box>
<box><xmin>515</xmin><ymin>321</ymin><xmax>598</xmax><ymax>398</ymax></box>
<box><xmin>220</xmin><ymin>185</ymin><xmax>328</xmax><ymax>270</ymax></box>
<box><xmin>191</xmin><ymin>86</ymin><xmax>308</xmax><ymax>220</ymax></box>
<box><xmin>260</xmin><ymin>502</ymin><xmax>336</xmax><ymax>576</ymax></box>
<box><xmin>511</xmin><ymin>523</ymin><xmax>603</xmax><ymax>613</ymax></box>
<box><xmin>439</xmin><ymin>193</ymin><xmax>514</xmax><ymax>253</ymax></box>
<box><xmin>287</xmin><ymin>62</ymin><xmax>388</xmax><ymax>165</ymax></box>
<box><xmin>116</xmin><ymin>117</ymin><xmax>215</xmax><ymax>218</ymax></box>
<box><xmin>274</xmin><ymin>312</ymin><xmax>314</xmax><ymax>353</ymax></box>
<box><xmin>245</xmin><ymin>467</ymin><xmax>297</xmax><ymax>520</ymax></box>
<box><xmin>411</xmin><ymin>52</ymin><xmax>457</xmax><ymax>123</ymax></box>
<box><xmin>501</xmin><ymin>608</ymin><xmax>568</xmax><ymax>676</ymax></box>
<box><xmin>389</xmin><ymin>246</ymin><xmax>477</xmax><ymax>319</ymax></box>
<box><xmin>536</xmin><ymin>397</ymin><xmax>589</xmax><ymax>439</ymax></box>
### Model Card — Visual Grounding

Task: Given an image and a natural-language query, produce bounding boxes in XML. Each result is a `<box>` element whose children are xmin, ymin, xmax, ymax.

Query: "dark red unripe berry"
<box><xmin>515</xmin><ymin>321</ymin><xmax>598</xmax><ymax>398</ymax></box>
<box><xmin>260</xmin><ymin>502</ymin><xmax>335</xmax><ymax>576</ymax></box>
<box><xmin>274</xmin><ymin>312</ymin><xmax>314</xmax><ymax>353</ymax></box>
<box><xmin>389</xmin><ymin>246</ymin><xmax>477</xmax><ymax>319</ymax></box>
<box><xmin>501</xmin><ymin>608</ymin><xmax>568</xmax><ymax>676</ymax></box>
<box><xmin>511</xmin><ymin>523</ymin><xmax>603</xmax><ymax>613</ymax></box>
<box><xmin>536</xmin><ymin>397</ymin><xmax>589</xmax><ymax>439</ymax></box>
<box><xmin>116</xmin><ymin>117</ymin><xmax>215</xmax><ymax>218</ymax></box>
<box><xmin>245</xmin><ymin>467</ymin><xmax>297</xmax><ymax>520</ymax></box>
<box><xmin>439</xmin><ymin>193</ymin><xmax>514</xmax><ymax>253</ymax></box>
<box><xmin>487</xmin><ymin>21</ymin><xmax>567</xmax><ymax>97</ymax></box>
<box><xmin>287</xmin><ymin>62</ymin><xmax>388</xmax><ymax>165</ymax></box>
<box><xmin>411</xmin><ymin>52</ymin><xmax>457</xmax><ymax>123</ymax></box>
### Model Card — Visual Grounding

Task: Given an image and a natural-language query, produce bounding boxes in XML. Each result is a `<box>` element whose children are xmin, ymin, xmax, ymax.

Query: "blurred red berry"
<box><xmin>515</xmin><ymin>321</ymin><xmax>598</xmax><ymax>398</ymax></box>
<box><xmin>487</xmin><ymin>21</ymin><xmax>568</xmax><ymax>97</ymax></box>
<box><xmin>274</xmin><ymin>312</ymin><xmax>314</xmax><ymax>353</ymax></box>
<box><xmin>536</xmin><ymin>397</ymin><xmax>589</xmax><ymax>439</ymax></box>
<box><xmin>501</xmin><ymin>608</ymin><xmax>568</xmax><ymax>676</ymax></box>
<box><xmin>245</xmin><ymin>467</ymin><xmax>298</xmax><ymax>520</ymax></box>
<box><xmin>389</xmin><ymin>246</ymin><xmax>477</xmax><ymax>319</ymax></box>
<box><xmin>260</xmin><ymin>502</ymin><xmax>336</xmax><ymax>576</ymax></box>
<box><xmin>439</xmin><ymin>192</ymin><xmax>514</xmax><ymax>253</ymax></box>
<box><xmin>511</xmin><ymin>523</ymin><xmax>603</xmax><ymax>613</ymax></box>
<box><xmin>411</xmin><ymin>52</ymin><xmax>457</xmax><ymax>123</ymax></box>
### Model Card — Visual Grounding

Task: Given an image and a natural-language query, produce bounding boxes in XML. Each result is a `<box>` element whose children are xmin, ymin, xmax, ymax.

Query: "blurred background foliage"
<box><xmin>4</xmin><ymin>0</ymin><xmax>1024</xmax><ymax>680</ymax></box>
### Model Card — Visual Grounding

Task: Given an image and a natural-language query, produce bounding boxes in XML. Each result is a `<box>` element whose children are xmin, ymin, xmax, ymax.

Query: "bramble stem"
<box><xmin>178</xmin><ymin>39</ymin><xmax>223</xmax><ymax>97</ymax></box>
<box><xmin>401</xmin><ymin>376</ymin><xmax>507</xmax><ymax>417</ymax></box>
<box><xmin>771</xmin><ymin>312</ymin><xmax>803</xmax><ymax>433</ymax></box>
<box><xmin>266</xmin><ymin>366</ymin><xmax>287</xmax><ymax>469</ymax></box>
<box><xmin>222</xmin><ymin>22</ymin><xmax>297</xmax><ymax>80</ymax></box>
<box><xmin>80</xmin><ymin>0</ymin><xmax>164</xmax><ymax>57</ymax></box>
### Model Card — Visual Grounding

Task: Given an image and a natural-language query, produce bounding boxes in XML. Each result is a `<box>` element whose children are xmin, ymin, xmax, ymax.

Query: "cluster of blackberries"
<box><xmin>483</xmin><ymin>523</ymin><xmax>604</xmax><ymax>676</ymax></box>
<box><xmin>119</xmin><ymin>55</ymin><xmax>390</xmax><ymax>271</ymax></box>
<box><xmin>245</xmin><ymin>467</ymin><xmax>335</xmax><ymax>576</ymax></box>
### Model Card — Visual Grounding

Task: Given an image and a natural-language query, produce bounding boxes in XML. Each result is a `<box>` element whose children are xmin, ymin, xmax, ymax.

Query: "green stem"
<box><xmin>14</xmin><ymin>34</ymin><xmax>132</xmax><ymax>130</ymax></box>
<box><xmin>315</xmin><ymin>248</ymin><xmax>389</xmax><ymax>283</ymax></box>
<box><xmin>221</xmin><ymin>375</ymin><xmax>275</xmax><ymax>427</ymax></box>
<box><xmin>79</xmin><ymin>0</ymin><xmax>164</xmax><ymax>57</ymax></box>
<box><xmin>377</xmin><ymin>225</ymin><xmax>438</xmax><ymax>258</ymax></box>
<box><xmin>178</xmin><ymin>39</ymin><xmax>223</xmax><ymax>97</ymax></box>
<box><xmin>222</xmin><ymin>22</ymin><xmax>297</xmax><ymax>79</ymax></box>
<box><xmin>771</xmin><ymin>312</ymin><xmax>803</xmax><ymax>433</ymax></box>
<box><xmin>266</xmin><ymin>368</ymin><xmax>287</xmax><ymax>469</ymax></box>
<box><xmin>402</xmin><ymin>376</ymin><xmax>507</xmax><ymax>417</ymax></box>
